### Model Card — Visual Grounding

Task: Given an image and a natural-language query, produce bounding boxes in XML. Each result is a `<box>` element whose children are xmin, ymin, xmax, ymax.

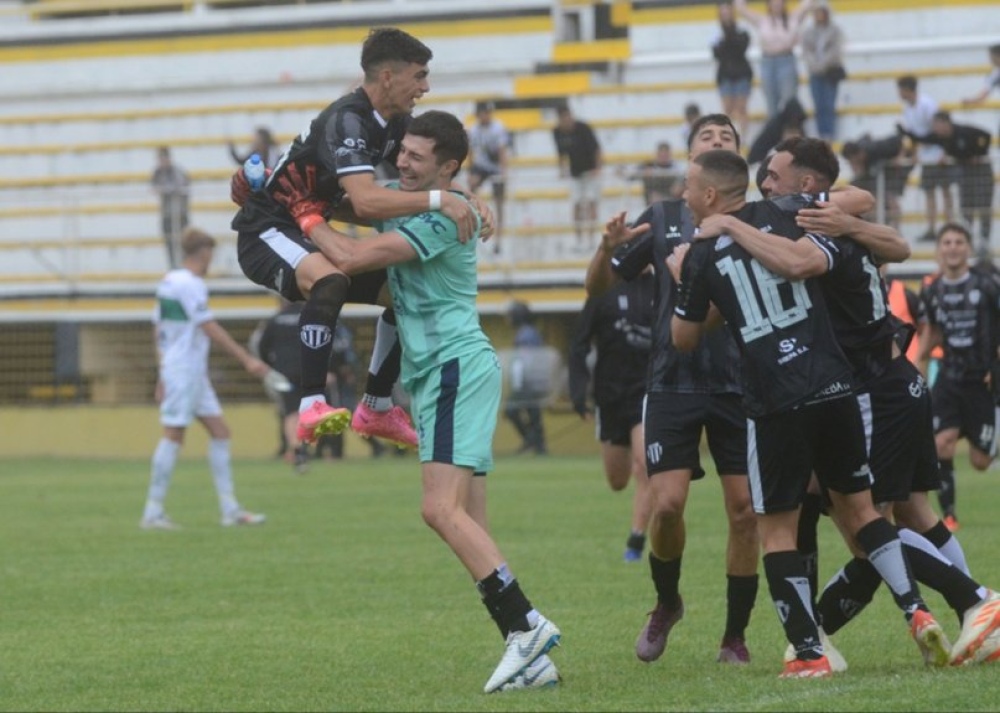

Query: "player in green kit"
<box><xmin>271</xmin><ymin>110</ymin><xmax>562</xmax><ymax>693</ymax></box>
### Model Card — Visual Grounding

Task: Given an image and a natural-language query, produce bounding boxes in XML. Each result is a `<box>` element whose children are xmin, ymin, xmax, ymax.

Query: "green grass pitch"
<box><xmin>1</xmin><ymin>454</ymin><xmax>998</xmax><ymax>711</ymax></box>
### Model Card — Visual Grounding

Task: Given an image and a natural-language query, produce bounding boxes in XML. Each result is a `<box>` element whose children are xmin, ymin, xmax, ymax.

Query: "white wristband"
<box><xmin>429</xmin><ymin>190</ymin><xmax>442</xmax><ymax>211</ymax></box>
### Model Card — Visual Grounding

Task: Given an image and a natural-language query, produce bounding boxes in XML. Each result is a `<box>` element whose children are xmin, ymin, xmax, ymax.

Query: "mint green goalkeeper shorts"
<box><xmin>408</xmin><ymin>349</ymin><xmax>501</xmax><ymax>474</ymax></box>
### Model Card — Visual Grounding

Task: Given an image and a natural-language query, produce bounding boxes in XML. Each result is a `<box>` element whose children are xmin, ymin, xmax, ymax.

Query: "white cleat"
<box><xmin>484</xmin><ymin>615</ymin><xmax>561</xmax><ymax>693</ymax></box>
<box><xmin>951</xmin><ymin>590</ymin><xmax>1000</xmax><ymax>666</ymax></box>
<box><xmin>140</xmin><ymin>514</ymin><xmax>181</xmax><ymax>531</ymax></box>
<box><xmin>783</xmin><ymin>627</ymin><xmax>848</xmax><ymax>673</ymax></box>
<box><xmin>221</xmin><ymin>510</ymin><xmax>267</xmax><ymax>527</ymax></box>
<box><xmin>497</xmin><ymin>654</ymin><xmax>560</xmax><ymax>691</ymax></box>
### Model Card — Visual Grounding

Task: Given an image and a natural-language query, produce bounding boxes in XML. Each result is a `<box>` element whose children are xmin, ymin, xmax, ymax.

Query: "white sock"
<box><xmin>938</xmin><ymin>532</ymin><xmax>971</xmax><ymax>577</ymax></box>
<box><xmin>144</xmin><ymin>438</ymin><xmax>180</xmax><ymax>520</ymax></box>
<box><xmin>362</xmin><ymin>394</ymin><xmax>394</xmax><ymax>411</ymax></box>
<box><xmin>209</xmin><ymin>438</ymin><xmax>239</xmax><ymax>517</ymax></box>
<box><xmin>299</xmin><ymin>394</ymin><xmax>326</xmax><ymax>414</ymax></box>
<box><xmin>368</xmin><ymin>312</ymin><xmax>398</xmax><ymax>377</ymax></box>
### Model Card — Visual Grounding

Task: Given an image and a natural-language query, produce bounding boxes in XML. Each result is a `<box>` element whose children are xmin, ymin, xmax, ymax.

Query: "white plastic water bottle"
<box><xmin>244</xmin><ymin>153</ymin><xmax>266</xmax><ymax>191</ymax></box>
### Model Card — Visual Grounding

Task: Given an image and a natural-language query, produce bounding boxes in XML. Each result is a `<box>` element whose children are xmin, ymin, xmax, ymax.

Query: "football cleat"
<box><xmin>484</xmin><ymin>615</ymin><xmax>561</xmax><ymax>693</ymax></box>
<box><xmin>779</xmin><ymin>655</ymin><xmax>832</xmax><ymax>679</ymax></box>
<box><xmin>297</xmin><ymin>402</ymin><xmax>351</xmax><ymax>445</ymax></box>
<box><xmin>496</xmin><ymin>654</ymin><xmax>560</xmax><ymax>691</ymax></box>
<box><xmin>783</xmin><ymin>628</ymin><xmax>847</xmax><ymax>672</ymax></box>
<box><xmin>350</xmin><ymin>403</ymin><xmax>418</xmax><ymax>449</ymax></box>
<box><xmin>221</xmin><ymin>510</ymin><xmax>266</xmax><ymax>527</ymax></box>
<box><xmin>910</xmin><ymin>609</ymin><xmax>951</xmax><ymax>667</ymax></box>
<box><xmin>139</xmin><ymin>514</ymin><xmax>180</xmax><ymax>531</ymax></box>
<box><xmin>943</xmin><ymin>514</ymin><xmax>960</xmax><ymax>533</ymax></box>
<box><xmin>950</xmin><ymin>591</ymin><xmax>1000</xmax><ymax>666</ymax></box>
<box><xmin>635</xmin><ymin>597</ymin><xmax>684</xmax><ymax>663</ymax></box>
<box><xmin>717</xmin><ymin>636</ymin><xmax>750</xmax><ymax>664</ymax></box>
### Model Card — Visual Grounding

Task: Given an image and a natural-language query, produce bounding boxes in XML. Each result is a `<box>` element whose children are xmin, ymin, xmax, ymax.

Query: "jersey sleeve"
<box><xmin>674</xmin><ymin>240</ymin><xmax>712</xmax><ymax>323</ymax></box>
<box><xmin>321</xmin><ymin>108</ymin><xmax>376</xmax><ymax>179</ymax></box>
<box><xmin>187</xmin><ymin>278</ymin><xmax>214</xmax><ymax>326</ymax></box>
<box><xmin>394</xmin><ymin>209</ymin><xmax>461</xmax><ymax>262</ymax></box>
<box><xmin>805</xmin><ymin>233</ymin><xmax>846</xmax><ymax>272</ymax></box>
<box><xmin>610</xmin><ymin>206</ymin><xmax>656</xmax><ymax>281</ymax></box>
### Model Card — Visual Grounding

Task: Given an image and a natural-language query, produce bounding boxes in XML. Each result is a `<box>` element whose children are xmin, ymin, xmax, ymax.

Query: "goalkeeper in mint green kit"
<box><xmin>273</xmin><ymin>109</ymin><xmax>561</xmax><ymax>693</ymax></box>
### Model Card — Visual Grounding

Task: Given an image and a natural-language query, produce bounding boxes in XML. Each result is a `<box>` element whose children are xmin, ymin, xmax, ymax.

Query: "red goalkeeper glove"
<box><xmin>229</xmin><ymin>166</ymin><xmax>272</xmax><ymax>207</ymax></box>
<box><xmin>272</xmin><ymin>163</ymin><xmax>329</xmax><ymax>234</ymax></box>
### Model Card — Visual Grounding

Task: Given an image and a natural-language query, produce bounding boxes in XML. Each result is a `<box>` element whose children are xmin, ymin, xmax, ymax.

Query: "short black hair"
<box><xmin>693</xmin><ymin>149</ymin><xmax>749</xmax><ymax>198</ymax></box>
<box><xmin>937</xmin><ymin>222</ymin><xmax>972</xmax><ymax>244</ymax></box>
<box><xmin>774</xmin><ymin>136</ymin><xmax>840</xmax><ymax>185</ymax></box>
<box><xmin>360</xmin><ymin>27</ymin><xmax>433</xmax><ymax>79</ymax></box>
<box><xmin>686</xmin><ymin>113</ymin><xmax>741</xmax><ymax>150</ymax></box>
<box><xmin>841</xmin><ymin>140</ymin><xmax>864</xmax><ymax>160</ymax></box>
<box><xmin>407</xmin><ymin>110</ymin><xmax>469</xmax><ymax>178</ymax></box>
<box><xmin>932</xmin><ymin>110</ymin><xmax>952</xmax><ymax>123</ymax></box>
<box><xmin>896</xmin><ymin>75</ymin><xmax>917</xmax><ymax>92</ymax></box>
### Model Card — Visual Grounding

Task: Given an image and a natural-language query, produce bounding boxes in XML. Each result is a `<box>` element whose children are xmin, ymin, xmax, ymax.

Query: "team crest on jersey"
<box><xmin>618</xmin><ymin>294</ymin><xmax>629</xmax><ymax>311</ymax></box>
<box><xmin>301</xmin><ymin>324</ymin><xmax>332</xmax><ymax>350</ymax></box>
<box><xmin>908</xmin><ymin>378</ymin><xmax>924</xmax><ymax>398</ymax></box>
<box><xmin>969</xmin><ymin>289</ymin><xmax>981</xmax><ymax>305</ymax></box>
<box><xmin>666</xmin><ymin>225</ymin><xmax>682</xmax><ymax>238</ymax></box>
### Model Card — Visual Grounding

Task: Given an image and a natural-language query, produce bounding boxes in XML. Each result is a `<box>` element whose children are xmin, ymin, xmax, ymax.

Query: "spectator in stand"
<box><xmin>897</xmin><ymin>75</ymin><xmax>957</xmax><ymax>242</ymax></box>
<box><xmin>800</xmin><ymin>0</ymin><xmax>845</xmax><ymax>140</ymax></box>
<box><xmin>734</xmin><ymin>0</ymin><xmax>816</xmax><ymax>120</ymax></box>
<box><xmin>712</xmin><ymin>2</ymin><xmax>753</xmax><ymax>141</ymax></box>
<box><xmin>229</xmin><ymin>126</ymin><xmax>282</xmax><ymax>169</ymax></box>
<box><xmin>150</xmin><ymin>146</ymin><xmax>190</xmax><ymax>270</ymax></box>
<box><xmin>679</xmin><ymin>103</ymin><xmax>703</xmax><ymax>149</ymax></box>
<box><xmin>467</xmin><ymin>101</ymin><xmax>510</xmax><ymax>254</ymax></box>
<box><xmin>841</xmin><ymin>133</ymin><xmax>914</xmax><ymax>230</ymax></box>
<box><xmin>900</xmin><ymin>112</ymin><xmax>995</xmax><ymax>254</ymax></box>
<box><xmin>622</xmin><ymin>142</ymin><xmax>683</xmax><ymax>204</ymax></box>
<box><xmin>554</xmin><ymin>105</ymin><xmax>602</xmax><ymax>251</ymax></box>
<box><xmin>962</xmin><ymin>43</ymin><xmax>1000</xmax><ymax>137</ymax></box>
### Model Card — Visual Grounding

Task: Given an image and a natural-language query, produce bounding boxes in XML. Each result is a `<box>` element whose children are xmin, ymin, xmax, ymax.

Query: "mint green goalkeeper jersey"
<box><xmin>376</xmin><ymin>191</ymin><xmax>490</xmax><ymax>388</ymax></box>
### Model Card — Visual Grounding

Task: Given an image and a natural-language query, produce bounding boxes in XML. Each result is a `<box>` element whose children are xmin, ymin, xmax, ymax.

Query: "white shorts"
<box><xmin>571</xmin><ymin>173</ymin><xmax>601</xmax><ymax>205</ymax></box>
<box><xmin>159</xmin><ymin>372</ymin><xmax>222</xmax><ymax>427</ymax></box>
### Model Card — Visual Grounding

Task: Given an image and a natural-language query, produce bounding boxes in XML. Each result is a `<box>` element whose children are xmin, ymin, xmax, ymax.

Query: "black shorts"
<box><xmin>595</xmin><ymin>394</ymin><xmax>644</xmax><ymax>447</ymax></box>
<box><xmin>236</xmin><ymin>227</ymin><xmax>387</xmax><ymax>304</ymax></box>
<box><xmin>919</xmin><ymin>163</ymin><xmax>959</xmax><ymax>191</ymax></box>
<box><xmin>748</xmin><ymin>395</ymin><xmax>871</xmax><ymax>514</ymax></box>
<box><xmin>470</xmin><ymin>166</ymin><xmax>505</xmax><ymax>201</ymax></box>
<box><xmin>643</xmin><ymin>391</ymin><xmax>747</xmax><ymax>479</ymax></box>
<box><xmin>861</xmin><ymin>358</ymin><xmax>940</xmax><ymax>504</ymax></box>
<box><xmin>931</xmin><ymin>376</ymin><xmax>998</xmax><ymax>456</ymax></box>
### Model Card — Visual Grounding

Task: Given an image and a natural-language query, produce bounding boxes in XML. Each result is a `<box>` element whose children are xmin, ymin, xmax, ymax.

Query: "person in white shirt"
<box><xmin>467</xmin><ymin>102</ymin><xmax>510</xmax><ymax>253</ymax></box>
<box><xmin>141</xmin><ymin>227</ymin><xmax>270</xmax><ymax>530</ymax></box>
<box><xmin>897</xmin><ymin>75</ymin><xmax>957</xmax><ymax>241</ymax></box>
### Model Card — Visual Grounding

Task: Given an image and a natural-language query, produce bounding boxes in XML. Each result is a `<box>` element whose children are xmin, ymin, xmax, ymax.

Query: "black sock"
<box><xmin>626</xmin><ymin>531</ymin><xmax>646</xmax><ymax>552</ymax></box>
<box><xmin>855</xmin><ymin>518</ymin><xmax>925</xmax><ymax>620</ymax></box>
<box><xmin>898</xmin><ymin>528</ymin><xmax>981</xmax><ymax>620</ymax></box>
<box><xmin>299</xmin><ymin>273</ymin><xmax>349</xmax><ymax>396</ymax></box>
<box><xmin>477</xmin><ymin>567</ymin><xmax>532</xmax><ymax>636</ymax></box>
<box><xmin>816</xmin><ymin>557</ymin><xmax>882</xmax><ymax>636</ymax></box>
<box><xmin>364</xmin><ymin>309</ymin><xmax>401</xmax><ymax>399</ymax></box>
<box><xmin>724</xmin><ymin>574</ymin><xmax>759</xmax><ymax>640</ymax></box>
<box><xmin>763</xmin><ymin>551</ymin><xmax>822</xmax><ymax>660</ymax></box>
<box><xmin>648</xmin><ymin>553</ymin><xmax>682</xmax><ymax>609</ymax></box>
<box><xmin>937</xmin><ymin>458</ymin><xmax>956</xmax><ymax>518</ymax></box>
<box><xmin>798</xmin><ymin>492</ymin><xmax>823</xmax><ymax>610</ymax></box>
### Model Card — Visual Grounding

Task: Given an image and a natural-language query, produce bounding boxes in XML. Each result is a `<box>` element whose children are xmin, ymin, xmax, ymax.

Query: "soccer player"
<box><xmin>918</xmin><ymin>224</ymin><xmax>1000</xmax><ymax>530</ymax></box>
<box><xmin>141</xmin><ymin>227</ymin><xmax>269</xmax><ymax>530</ymax></box>
<box><xmin>263</xmin><ymin>110</ymin><xmax>562</xmax><ymax>693</ymax></box>
<box><xmin>568</xmin><ymin>267</ymin><xmax>654</xmax><ymax>562</ymax></box>
<box><xmin>706</xmin><ymin>137</ymin><xmax>1000</xmax><ymax>668</ymax></box>
<box><xmin>231</xmin><ymin>27</ymin><xmax>486</xmax><ymax>449</ymax></box>
<box><xmin>586</xmin><ymin>115</ymin><xmax>760</xmax><ymax>665</ymax></box>
<box><xmin>671</xmin><ymin>149</ymin><xmax>944</xmax><ymax>678</ymax></box>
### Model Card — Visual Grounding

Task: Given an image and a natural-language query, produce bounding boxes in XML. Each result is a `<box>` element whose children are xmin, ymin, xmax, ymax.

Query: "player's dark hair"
<box><xmin>937</xmin><ymin>222</ymin><xmax>972</xmax><ymax>245</ymax></box>
<box><xmin>774</xmin><ymin>136</ymin><xmax>840</xmax><ymax>185</ymax></box>
<box><xmin>407</xmin><ymin>110</ymin><xmax>469</xmax><ymax>178</ymax></box>
<box><xmin>181</xmin><ymin>227</ymin><xmax>216</xmax><ymax>256</ymax></box>
<box><xmin>755</xmin><ymin>154</ymin><xmax>772</xmax><ymax>195</ymax></box>
<box><xmin>896</xmin><ymin>75</ymin><xmax>917</xmax><ymax>92</ymax></box>
<box><xmin>841</xmin><ymin>140</ymin><xmax>863</xmax><ymax>160</ymax></box>
<box><xmin>361</xmin><ymin>27</ymin><xmax>433</xmax><ymax>78</ymax></box>
<box><xmin>687</xmin><ymin>113</ymin><xmax>741</xmax><ymax>150</ymax></box>
<box><xmin>693</xmin><ymin>149</ymin><xmax>749</xmax><ymax>198</ymax></box>
<box><xmin>932</xmin><ymin>110</ymin><xmax>952</xmax><ymax>123</ymax></box>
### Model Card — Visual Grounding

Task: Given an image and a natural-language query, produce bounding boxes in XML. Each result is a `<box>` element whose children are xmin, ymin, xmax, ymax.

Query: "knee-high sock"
<box><xmin>816</xmin><ymin>557</ymin><xmax>882</xmax><ymax>636</ymax></box>
<box><xmin>797</xmin><ymin>492</ymin><xmax>823</xmax><ymax>609</ymax></box>
<box><xmin>362</xmin><ymin>308</ymin><xmax>401</xmax><ymax>410</ymax></box>
<box><xmin>921</xmin><ymin>519</ymin><xmax>970</xmax><ymax>576</ymax></box>
<box><xmin>649</xmin><ymin>553</ymin><xmax>682</xmax><ymax>609</ymax></box>
<box><xmin>898</xmin><ymin>528</ymin><xmax>985</xmax><ymax>620</ymax></box>
<box><xmin>144</xmin><ymin>438</ymin><xmax>180</xmax><ymax>519</ymax></box>
<box><xmin>724</xmin><ymin>574</ymin><xmax>759</xmax><ymax>640</ymax></box>
<box><xmin>299</xmin><ymin>273</ymin><xmax>350</xmax><ymax>402</ymax></box>
<box><xmin>937</xmin><ymin>458</ymin><xmax>956</xmax><ymax>518</ymax></box>
<box><xmin>763</xmin><ymin>550</ymin><xmax>823</xmax><ymax>660</ymax></box>
<box><xmin>209</xmin><ymin>438</ymin><xmax>239</xmax><ymax>517</ymax></box>
<box><xmin>855</xmin><ymin>518</ymin><xmax>926</xmax><ymax>620</ymax></box>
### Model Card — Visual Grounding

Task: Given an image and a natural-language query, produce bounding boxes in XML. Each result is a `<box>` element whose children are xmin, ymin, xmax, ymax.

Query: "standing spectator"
<box><xmin>504</xmin><ymin>301</ymin><xmax>549</xmax><ymax>456</ymax></box>
<box><xmin>553</xmin><ymin>105</ymin><xmax>602</xmax><ymax>251</ymax></box>
<box><xmin>141</xmin><ymin>227</ymin><xmax>270</xmax><ymax>530</ymax></box>
<box><xmin>962</xmin><ymin>43</ymin><xmax>1000</xmax><ymax>138</ymax></box>
<box><xmin>840</xmin><ymin>133</ymin><xmax>914</xmax><ymax>229</ymax></box>
<box><xmin>712</xmin><ymin>2</ymin><xmax>753</xmax><ymax>141</ymax></box>
<box><xmin>679</xmin><ymin>102</ymin><xmax>703</xmax><ymax>149</ymax></box>
<box><xmin>569</xmin><ymin>269</ymin><xmax>655</xmax><ymax>562</ymax></box>
<box><xmin>918</xmin><ymin>223</ymin><xmax>1000</xmax><ymax>532</ymax></box>
<box><xmin>467</xmin><ymin>101</ymin><xmax>510</xmax><ymax>253</ymax></box>
<box><xmin>150</xmin><ymin>146</ymin><xmax>190</xmax><ymax>270</ymax></box>
<box><xmin>229</xmin><ymin>126</ymin><xmax>282</xmax><ymax>169</ymax></box>
<box><xmin>800</xmin><ymin>0</ymin><xmax>845</xmax><ymax>140</ymax></box>
<box><xmin>901</xmin><ymin>112</ymin><xmax>995</xmax><ymax>253</ymax></box>
<box><xmin>735</xmin><ymin>0</ymin><xmax>816</xmax><ymax>120</ymax></box>
<box><xmin>622</xmin><ymin>142</ymin><xmax>683</xmax><ymax>205</ymax></box>
<box><xmin>897</xmin><ymin>75</ymin><xmax>957</xmax><ymax>242</ymax></box>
